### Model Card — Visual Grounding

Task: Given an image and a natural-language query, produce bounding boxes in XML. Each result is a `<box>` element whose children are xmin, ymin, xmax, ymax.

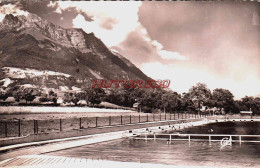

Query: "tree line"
<box><xmin>0</xmin><ymin>83</ymin><xmax>259</xmax><ymax>115</ymax></box>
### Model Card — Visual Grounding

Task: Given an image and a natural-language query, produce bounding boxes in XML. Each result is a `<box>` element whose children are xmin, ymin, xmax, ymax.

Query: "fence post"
<box><xmin>36</xmin><ymin>120</ymin><xmax>38</xmax><ymax>134</ymax></box>
<box><xmin>60</xmin><ymin>119</ymin><xmax>62</xmax><ymax>131</ymax></box>
<box><xmin>174</xmin><ymin>112</ymin><xmax>176</xmax><ymax>120</ymax></box>
<box><xmin>165</xmin><ymin>113</ymin><xmax>166</xmax><ymax>120</ymax></box>
<box><xmin>153</xmin><ymin>114</ymin><xmax>155</xmax><ymax>121</ymax></box>
<box><xmin>178</xmin><ymin>112</ymin><xmax>180</xmax><ymax>119</ymax></box>
<box><xmin>139</xmin><ymin>115</ymin><xmax>140</xmax><ymax>123</ymax></box>
<box><xmin>34</xmin><ymin>120</ymin><xmax>38</xmax><ymax>134</ymax></box>
<box><xmin>170</xmin><ymin>113</ymin><xmax>171</xmax><ymax>120</ymax></box>
<box><xmin>160</xmin><ymin>113</ymin><xmax>161</xmax><ymax>121</ymax></box>
<box><xmin>18</xmin><ymin>119</ymin><xmax>21</xmax><ymax>137</ymax></box>
<box><xmin>79</xmin><ymin>118</ymin><xmax>82</xmax><ymax>129</ymax></box>
<box><xmin>34</xmin><ymin>120</ymin><xmax>36</xmax><ymax>134</ymax></box>
<box><xmin>4</xmin><ymin>121</ymin><xmax>7</xmax><ymax>137</ymax></box>
<box><xmin>96</xmin><ymin>117</ymin><xmax>98</xmax><ymax>127</ymax></box>
<box><xmin>130</xmin><ymin>115</ymin><xmax>131</xmax><ymax>124</ymax></box>
<box><xmin>109</xmin><ymin>116</ymin><xmax>111</xmax><ymax>126</ymax></box>
<box><xmin>121</xmin><ymin>115</ymin><xmax>123</xmax><ymax>125</ymax></box>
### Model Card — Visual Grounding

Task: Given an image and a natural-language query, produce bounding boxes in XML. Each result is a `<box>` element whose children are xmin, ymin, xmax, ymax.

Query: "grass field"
<box><xmin>0</xmin><ymin>109</ymin><xmax>192</xmax><ymax>138</ymax></box>
<box><xmin>0</xmin><ymin>106</ymin><xmax>135</xmax><ymax>114</ymax></box>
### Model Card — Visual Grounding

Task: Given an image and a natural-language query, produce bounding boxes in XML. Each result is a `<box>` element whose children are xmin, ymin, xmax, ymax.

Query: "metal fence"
<box><xmin>0</xmin><ymin>112</ymin><xmax>206</xmax><ymax>138</ymax></box>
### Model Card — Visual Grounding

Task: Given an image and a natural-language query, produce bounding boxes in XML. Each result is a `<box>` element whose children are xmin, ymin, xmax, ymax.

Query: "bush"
<box><xmin>142</xmin><ymin>106</ymin><xmax>152</xmax><ymax>113</ymax></box>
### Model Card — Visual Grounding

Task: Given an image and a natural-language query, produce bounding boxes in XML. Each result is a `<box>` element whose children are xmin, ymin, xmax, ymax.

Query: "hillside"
<box><xmin>0</xmin><ymin>13</ymin><xmax>152</xmax><ymax>92</ymax></box>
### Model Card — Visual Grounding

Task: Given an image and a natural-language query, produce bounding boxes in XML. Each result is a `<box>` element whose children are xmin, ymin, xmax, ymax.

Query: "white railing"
<box><xmin>135</xmin><ymin>133</ymin><xmax>260</xmax><ymax>144</ymax></box>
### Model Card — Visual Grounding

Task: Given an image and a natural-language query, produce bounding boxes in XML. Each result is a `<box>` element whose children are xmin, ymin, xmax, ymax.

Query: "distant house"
<box><xmin>0</xmin><ymin>97</ymin><xmax>15</xmax><ymax>106</ymax></box>
<box><xmin>240</xmin><ymin>111</ymin><xmax>252</xmax><ymax>116</ymax></box>
<box><xmin>133</xmin><ymin>103</ymin><xmax>140</xmax><ymax>109</ymax></box>
<box><xmin>2</xmin><ymin>97</ymin><xmax>15</xmax><ymax>103</ymax></box>
<box><xmin>57</xmin><ymin>97</ymin><xmax>63</xmax><ymax>104</ymax></box>
<box><xmin>200</xmin><ymin>105</ymin><xmax>224</xmax><ymax>115</ymax></box>
<box><xmin>78</xmin><ymin>100</ymin><xmax>88</xmax><ymax>106</ymax></box>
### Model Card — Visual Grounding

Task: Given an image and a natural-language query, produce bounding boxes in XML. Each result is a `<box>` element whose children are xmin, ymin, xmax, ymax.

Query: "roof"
<box><xmin>133</xmin><ymin>103</ymin><xmax>140</xmax><ymax>108</ymax></box>
<box><xmin>240</xmin><ymin>111</ymin><xmax>252</xmax><ymax>114</ymax></box>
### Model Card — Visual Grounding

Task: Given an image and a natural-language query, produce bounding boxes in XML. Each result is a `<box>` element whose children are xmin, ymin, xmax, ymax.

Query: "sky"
<box><xmin>0</xmin><ymin>1</ymin><xmax>259</xmax><ymax>99</ymax></box>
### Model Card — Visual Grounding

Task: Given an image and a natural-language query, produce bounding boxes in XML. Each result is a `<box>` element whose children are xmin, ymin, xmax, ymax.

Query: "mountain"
<box><xmin>0</xmin><ymin>13</ymin><xmax>151</xmax><ymax>91</ymax></box>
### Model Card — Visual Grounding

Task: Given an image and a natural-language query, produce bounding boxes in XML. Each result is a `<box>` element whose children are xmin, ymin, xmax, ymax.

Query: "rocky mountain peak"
<box><xmin>0</xmin><ymin>12</ymin><xmax>151</xmax><ymax>85</ymax></box>
<box><xmin>2</xmin><ymin>14</ymin><xmax>21</xmax><ymax>28</ymax></box>
<box><xmin>3</xmin><ymin>13</ymin><xmax>112</xmax><ymax>54</ymax></box>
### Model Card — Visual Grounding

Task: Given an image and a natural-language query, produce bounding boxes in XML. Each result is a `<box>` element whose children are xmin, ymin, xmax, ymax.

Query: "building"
<box><xmin>240</xmin><ymin>111</ymin><xmax>253</xmax><ymax>116</ymax></box>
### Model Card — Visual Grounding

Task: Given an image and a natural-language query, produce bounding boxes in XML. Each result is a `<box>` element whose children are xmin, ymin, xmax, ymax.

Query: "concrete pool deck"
<box><xmin>0</xmin><ymin>155</ymin><xmax>224</xmax><ymax>168</ymax></box>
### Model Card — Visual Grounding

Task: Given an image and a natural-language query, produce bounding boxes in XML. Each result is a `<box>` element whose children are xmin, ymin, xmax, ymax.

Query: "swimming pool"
<box><xmin>47</xmin><ymin>121</ymin><xmax>260</xmax><ymax>167</ymax></box>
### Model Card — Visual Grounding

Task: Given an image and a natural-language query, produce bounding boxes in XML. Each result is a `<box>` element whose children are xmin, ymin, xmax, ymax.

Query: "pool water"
<box><xmin>47</xmin><ymin>122</ymin><xmax>260</xmax><ymax>167</ymax></box>
<box><xmin>182</xmin><ymin>121</ymin><xmax>260</xmax><ymax>135</ymax></box>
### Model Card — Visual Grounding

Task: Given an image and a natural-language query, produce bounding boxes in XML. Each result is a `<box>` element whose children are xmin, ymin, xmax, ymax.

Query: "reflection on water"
<box><xmin>48</xmin><ymin>122</ymin><xmax>260</xmax><ymax>167</ymax></box>
<box><xmin>182</xmin><ymin>121</ymin><xmax>260</xmax><ymax>135</ymax></box>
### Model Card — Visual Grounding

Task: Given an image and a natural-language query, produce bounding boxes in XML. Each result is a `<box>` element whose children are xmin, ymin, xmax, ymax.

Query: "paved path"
<box><xmin>0</xmin><ymin>155</ymin><xmax>220</xmax><ymax>168</ymax></box>
<box><xmin>0</xmin><ymin>130</ymin><xmax>128</xmax><ymax>161</ymax></box>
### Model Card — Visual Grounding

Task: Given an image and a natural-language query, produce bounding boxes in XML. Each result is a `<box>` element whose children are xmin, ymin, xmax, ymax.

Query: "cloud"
<box><xmin>51</xmin><ymin>1</ymin><xmax>142</xmax><ymax>47</ymax></box>
<box><xmin>141</xmin><ymin>62</ymin><xmax>260</xmax><ymax>99</ymax></box>
<box><xmin>0</xmin><ymin>3</ymin><xmax>28</xmax><ymax>22</ymax></box>
<box><xmin>158</xmin><ymin>50</ymin><xmax>188</xmax><ymax>61</ymax></box>
<box><xmin>252</xmin><ymin>11</ymin><xmax>259</xmax><ymax>26</ymax></box>
<box><xmin>151</xmin><ymin>40</ymin><xmax>163</xmax><ymax>50</ymax></box>
<box><xmin>139</xmin><ymin>2</ymin><xmax>260</xmax><ymax>75</ymax></box>
<box><xmin>16</xmin><ymin>1</ymin><xmax>93</xmax><ymax>28</ymax></box>
<box><xmin>113</xmin><ymin>26</ymin><xmax>159</xmax><ymax>64</ymax></box>
<box><xmin>51</xmin><ymin>1</ymin><xmax>187</xmax><ymax>64</ymax></box>
<box><xmin>151</xmin><ymin>39</ymin><xmax>188</xmax><ymax>61</ymax></box>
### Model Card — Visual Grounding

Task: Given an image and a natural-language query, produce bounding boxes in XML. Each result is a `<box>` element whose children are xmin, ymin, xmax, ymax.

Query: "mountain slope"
<box><xmin>0</xmin><ymin>13</ymin><xmax>151</xmax><ymax>90</ymax></box>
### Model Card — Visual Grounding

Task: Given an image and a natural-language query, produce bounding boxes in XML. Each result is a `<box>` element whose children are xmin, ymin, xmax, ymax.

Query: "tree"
<box><xmin>181</xmin><ymin>92</ymin><xmax>196</xmax><ymax>111</ymax></box>
<box><xmin>63</xmin><ymin>92</ymin><xmax>80</xmax><ymax>106</ymax></box>
<box><xmin>13</xmin><ymin>87</ymin><xmax>40</xmax><ymax>104</ymax></box>
<box><xmin>49</xmin><ymin>90</ymin><xmax>58</xmax><ymax>104</ymax></box>
<box><xmin>212</xmin><ymin>88</ymin><xmax>234</xmax><ymax>113</ymax></box>
<box><xmin>230</xmin><ymin>100</ymin><xmax>241</xmax><ymax>114</ymax></box>
<box><xmin>159</xmin><ymin>91</ymin><xmax>181</xmax><ymax>112</ymax></box>
<box><xmin>188</xmin><ymin>83</ymin><xmax>211</xmax><ymax>111</ymax></box>
<box><xmin>39</xmin><ymin>90</ymin><xmax>58</xmax><ymax>104</ymax></box>
<box><xmin>140</xmin><ymin>90</ymin><xmax>161</xmax><ymax>110</ymax></box>
<box><xmin>254</xmin><ymin>97</ymin><xmax>260</xmax><ymax>115</ymax></box>
<box><xmin>85</xmin><ymin>88</ymin><xmax>105</xmax><ymax>106</ymax></box>
<box><xmin>0</xmin><ymin>89</ymin><xmax>9</xmax><ymax>101</ymax></box>
<box><xmin>241</xmin><ymin>96</ymin><xmax>260</xmax><ymax>115</ymax></box>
